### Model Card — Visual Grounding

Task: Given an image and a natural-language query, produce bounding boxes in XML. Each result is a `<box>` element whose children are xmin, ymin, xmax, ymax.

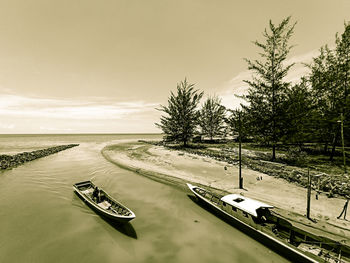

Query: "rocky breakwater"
<box><xmin>0</xmin><ymin>144</ymin><xmax>79</xmax><ymax>170</ymax></box>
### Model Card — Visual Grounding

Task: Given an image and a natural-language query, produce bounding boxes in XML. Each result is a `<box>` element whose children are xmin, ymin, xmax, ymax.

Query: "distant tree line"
<box><xmin>156</xmin><ymin>17</ymin><xmax>350</xmax><ymax>163</ymax></box>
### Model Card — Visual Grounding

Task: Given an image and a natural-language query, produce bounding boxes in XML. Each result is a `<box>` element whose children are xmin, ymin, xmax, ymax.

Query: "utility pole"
<box><xmin>306</xmin><ymin>173</ymin><xmax>324</xmax><ymax>218</ymax></box>
<box><xmin>238</xmin><ymin>110</ymin><xmax>243</xmax><ymax>189</ymax></box>
<box><xmin>340</xmin><ymin>113</ymin><xmax>347</xmax><ymax>174</ymax></box>
<box><xmin>306</xmin><ymin>168</ymin><xmax>311</xmax><ymax>219</ymax></box>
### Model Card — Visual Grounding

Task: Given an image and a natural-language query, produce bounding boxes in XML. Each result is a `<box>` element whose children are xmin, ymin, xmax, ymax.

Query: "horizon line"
<box><xmin>0</xmin><ymin>133</ymin><xmax>162</xmax><ymax>136</ymax></box>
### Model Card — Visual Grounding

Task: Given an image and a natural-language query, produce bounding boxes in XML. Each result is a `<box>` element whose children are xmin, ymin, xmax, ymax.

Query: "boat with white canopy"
<box><xmin>187</xmin><ymin>183</ymin><xmax>322</xmax><ymax>263</ymax></box>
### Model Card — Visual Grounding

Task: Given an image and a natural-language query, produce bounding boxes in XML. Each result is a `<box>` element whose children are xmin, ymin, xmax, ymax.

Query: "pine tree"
<box><xmin>307</xmin><ymin>23</ymin><xmax>350</xmax><ymax>160</ymax></box>
<box><xmin>243</xmin><ymin>16</ymin><xmax>296</xmax><ymax>160</ymax></box>
<box><xmin>156</xmin><ymin>79</ymin><xmax>203</xmax><ymax>147</ymax></box>
<box><xmin>336</xmin><ymin>23</ymin><xmax>350</xmax><ymax>154</ymax></box>
<box><xmin>226</xmin><ymin>109</ymin><xmax>249</xmax><ymax>141</ymax></box>
<box><xmin>199</xmin><ymin>96</ymin><xmax>226</xmax><ymax>141</ymax></box>
<box><xmin>307</xmin><ymin>46</ymin><xmax>339</xmax><ymax>154</ymax></box>
<box><xmin>280</xmin><ymin>78</ymin><xmax>314</xmax><ymax>147</ymax></box>
<box><xmin>336</xmin><ymin>22</ymin><xmax>350</xmax><ymax>114</ymax></box>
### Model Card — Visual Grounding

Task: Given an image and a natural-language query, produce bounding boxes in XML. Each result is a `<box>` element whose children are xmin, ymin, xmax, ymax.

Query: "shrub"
<box><xmin>285</xmin><ymin>147</ymin><xmax>308</xmax><ymax>166</ymax></box>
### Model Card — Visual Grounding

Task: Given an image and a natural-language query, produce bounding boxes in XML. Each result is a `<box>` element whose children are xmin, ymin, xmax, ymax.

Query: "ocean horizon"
<box><xmin>0</xmin><ymin>133</ymin><xmax>162</xmax><ymax>155</ymax></box>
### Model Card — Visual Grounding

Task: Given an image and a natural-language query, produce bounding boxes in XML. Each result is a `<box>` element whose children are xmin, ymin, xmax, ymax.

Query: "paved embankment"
<box><xmin>0</xmin><ymin>144</ymin><xmax>79</xmax><ymax>169</ymax></box>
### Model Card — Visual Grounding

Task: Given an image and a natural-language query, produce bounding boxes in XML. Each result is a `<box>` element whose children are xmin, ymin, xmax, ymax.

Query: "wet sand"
<box><xmin>102</xmin><ymin>140</ymin><xmax>350</xmax><ymax>244</ymax></box>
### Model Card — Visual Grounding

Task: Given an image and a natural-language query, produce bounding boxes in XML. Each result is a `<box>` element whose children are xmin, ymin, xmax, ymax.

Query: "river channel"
<box><xmin>0</xmin><ymin>134</ymin><xmax>289</xmax><ymax>263</ymax></box>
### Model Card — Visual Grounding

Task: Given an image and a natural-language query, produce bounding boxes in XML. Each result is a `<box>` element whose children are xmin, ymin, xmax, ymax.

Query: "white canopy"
<box><xmin>221</xmin><ymin>194</ymin><xmax>273</xmax><ymax>217</ymax></box>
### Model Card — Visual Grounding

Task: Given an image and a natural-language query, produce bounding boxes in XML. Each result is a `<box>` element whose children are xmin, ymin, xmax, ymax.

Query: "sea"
<box><xmin>0</xmin><ymin>134</ymin><xmax>289</xmax><ymax>263</ymax></box>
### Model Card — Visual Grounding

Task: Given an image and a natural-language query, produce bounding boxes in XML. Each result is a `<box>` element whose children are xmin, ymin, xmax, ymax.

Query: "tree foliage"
<box><xmin>198</xmin><ymin>96</ymin><xmax>226</xmax><ymax>140</ymax></box>
<box><xmin>306</xmin><ymin>22</ymin><xmax>350</xmax><ymax>158</ymax></box>
<box><xmin>154</xmin><ymin>20</ymin><xmax>350</xmax><ymax>167</ymax></box>
<box><xmin>156</xmin><ymin>79</ymin><xmax>203</xmax><ymax>146</ymax></box>
<box><xmin>280</xmin><ymin>78</ymin><xmax>315</xmax><ymax>146</ymax></box>
<box><xmin>225</xmin><ymin>110</ymin><xmax>249</xmax><ymax>141</ymax></box>
<box><xmin>243</xmin><ymin>16</ymin><xmax>296</xmax><ymax>160</ymax></box>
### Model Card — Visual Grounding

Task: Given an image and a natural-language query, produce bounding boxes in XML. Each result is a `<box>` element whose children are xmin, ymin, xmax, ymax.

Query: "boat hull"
<box><xmin>187</xmin><ymin>183</ymin><xmax>318</xmax><ymax>263</ymax></box>
<box><xmin>73</xmin><ymin>181</ymin><xmax>135</xmax><ymax>224</ymax></box>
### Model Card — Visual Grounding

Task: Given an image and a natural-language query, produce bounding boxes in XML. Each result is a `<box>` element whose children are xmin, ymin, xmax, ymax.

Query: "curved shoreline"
<box><xmin>0</xmin><ymin>144</ymin><xmax>79</xmax><ymax>170</ymax></box>
<box><xmin>101</xmin><ymin>140</ymin><xmax>350</xmax><ymax>244</ymax></box>
<box><xmin>101</xmin><ymin>144</ymin><xmax>215</xmax><ymax>193</ymax></box>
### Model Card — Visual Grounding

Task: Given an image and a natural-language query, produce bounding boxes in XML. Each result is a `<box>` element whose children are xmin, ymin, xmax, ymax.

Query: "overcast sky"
<box><xmin>0</xmin><ymin>0</ymin><xmax>350</xmax><ymax>133</ymax></box>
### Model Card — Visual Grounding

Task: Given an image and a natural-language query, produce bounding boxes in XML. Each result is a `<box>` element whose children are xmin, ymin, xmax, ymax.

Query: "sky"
<box><xmin>0</xmin><ymin>0</ymin><xmax>350</xmax><ymax>134</ymax></box>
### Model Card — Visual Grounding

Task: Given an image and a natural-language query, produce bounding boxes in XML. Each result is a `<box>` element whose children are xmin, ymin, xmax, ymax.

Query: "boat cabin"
<box><xmin>220</xmin><ymin>194</ymin><xmax>273</xmax><ymax>223</ymax></box>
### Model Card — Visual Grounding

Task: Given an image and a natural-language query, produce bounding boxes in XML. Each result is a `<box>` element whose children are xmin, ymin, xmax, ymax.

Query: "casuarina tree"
<box><xmin>307</xmin><ymin>23</ymin><xmax>350</xmax><ymax>160</ymax></box>
<box><xmin>243</xmin><ymin>16</ymin><xmax>296</xmax><ymax>160</ymax></box>
<box><xmin>156</xmin><ymin>79</ymin><xmax>203</xmax><ymax>147</ymax></box>
<box><xmin>199</xmin><ymin>96</ymin><xmax>226</xmax><ymax>141</ymax></box>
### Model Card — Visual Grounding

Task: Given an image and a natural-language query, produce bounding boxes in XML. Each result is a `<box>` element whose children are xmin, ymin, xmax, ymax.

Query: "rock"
<box><xmin>0</xmin><ymin>144</ymin><xmax>79</xmax><ymax>170</ymax></box>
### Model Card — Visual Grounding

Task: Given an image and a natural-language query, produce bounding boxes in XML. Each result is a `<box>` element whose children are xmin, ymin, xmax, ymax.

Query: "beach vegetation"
<box><xmin>242</xmin><ymin>16</ymin><xmax>296</xmax><ymax>161</ymax></box>
<box><xmin>306</xmin><ymin>22</ymin><xmax>350</xmax><ymax>162</ymax></box>
<box><xmin>279</xmin><ymin>78</ymin><xmax>315</xmax><ymax>147</ymax></box>
<box><xmin>156</xmin><ymin>78</ymin><xmax>203</xmax><ymax>147</ymax></box>
<box><xmin>198</xmin><ymin>96</ymin><xmax>226</xmax><ymax>141</ymax></box>
<box><xmin>225</xmin><ymin>109</ymin><xmax>251</xmax><ymax>142</ymax></box>
<box><xmin>155</xmin><ymin>19</ymin><xmax>350</xmax><ymax>179</ymax></box>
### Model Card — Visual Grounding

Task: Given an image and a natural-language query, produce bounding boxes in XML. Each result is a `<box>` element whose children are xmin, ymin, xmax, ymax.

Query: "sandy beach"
<box><xmin>102</xmin><ymin>140</ymin><xmax>350</xmax><ymax>244</ymax></box>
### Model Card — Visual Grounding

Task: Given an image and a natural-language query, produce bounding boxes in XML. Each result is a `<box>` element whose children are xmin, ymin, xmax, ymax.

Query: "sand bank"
<box><xmin>102</xmin><ymin>140</ymin><xmax>350</xmax><ymax>243</ymax></box>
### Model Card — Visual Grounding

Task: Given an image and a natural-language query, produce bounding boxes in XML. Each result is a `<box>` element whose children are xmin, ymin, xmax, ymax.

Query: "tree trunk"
<box><xmin>324</xmin><ymin>142</ymin><xmax>329</xmax><ymax>154</ymax></box>
<box><xmin>272</xmin><ymin>144</ymin><xmax>276</xmax><ymax>161</ymax></box>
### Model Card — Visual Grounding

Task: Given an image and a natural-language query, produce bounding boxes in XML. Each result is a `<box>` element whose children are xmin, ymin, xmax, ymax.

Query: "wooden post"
<box><xmin>239</xmin><ymin>111</ymin><xmax>243</xmax><ymax>189</ymax></box>
<box><xmin>306</xmin><ymin>168</ymin><xmax>311</xmax><ymax>219</ymax></box>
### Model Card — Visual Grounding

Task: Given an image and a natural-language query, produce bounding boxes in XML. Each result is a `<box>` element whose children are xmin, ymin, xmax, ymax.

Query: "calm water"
<box><xmin>0</xmin><ymin>134</ymin><xmax>289</xmax><ymax>263</ymax></box>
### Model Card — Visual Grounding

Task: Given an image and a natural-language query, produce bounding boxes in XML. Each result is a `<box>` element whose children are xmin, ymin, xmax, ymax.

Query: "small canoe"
<box><xmin>73</xmin><ymin>180</ymin><xmax>135</xmax><ymax>223</ymax></box>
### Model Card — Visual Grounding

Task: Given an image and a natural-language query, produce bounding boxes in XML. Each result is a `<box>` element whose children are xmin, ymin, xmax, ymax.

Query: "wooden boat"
<box><xmin>73</xmin><ymin>180</ymin><xmax>135</xmax><ymax>223</ymax></box>
<box><xmin>187</xmin><ymin>183</ymin><xmax>325</xmax><ymax>263</ymax></box>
